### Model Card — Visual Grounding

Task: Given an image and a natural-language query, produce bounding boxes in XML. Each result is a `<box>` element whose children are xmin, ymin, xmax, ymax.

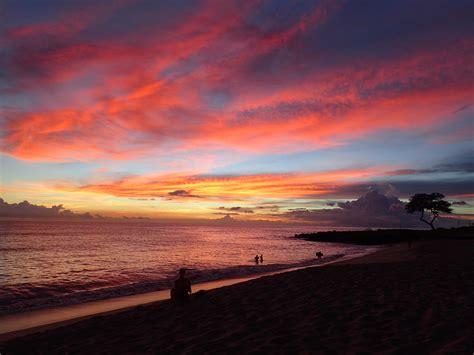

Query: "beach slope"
<box><xmin>2</xmin><ymin>239</ymin><xmax>473</xmax><ymax>354</ymax></box>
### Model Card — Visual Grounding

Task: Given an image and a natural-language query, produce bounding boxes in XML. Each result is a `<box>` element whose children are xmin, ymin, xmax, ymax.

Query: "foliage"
<box><xmin>406</xmin><ymin>193</ymin><xmax>452</xmax><ymax>230</ymax></box>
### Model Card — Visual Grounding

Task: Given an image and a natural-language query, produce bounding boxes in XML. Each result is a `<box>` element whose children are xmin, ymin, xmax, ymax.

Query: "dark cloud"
<box><xmin>453</xmin><ymin>104</ymin><xmax>470</xmax><ymax>114</ymax></box>
<box><xmin>213</xmin><ymin>212</ymin><xmax>240</xmax><ymax>216</ymax></box>
<box><xmin>435</xmin><ymin>151</ymin><xmax>474</xmax><ymax>173</ymax></box>
<box><xmin>451</xmin><ymin>201</ymin><xmax>468</xmax><ymax>206</ymax></box>
<box><xmin>383</xmin><ymin>181</ymin><xmax>474</xmax><ymax>198</ymax></box>
<box><xmin>0</xmin><ymin>198</ymin><xmax>97</xmax><ymax>219</ymax></box>
<box><xmin>436</xmin><ymin>162</ymin><xmax>474</xmax><ymax>174</ymax></box>
<box><xmin>168</xmin><ymin>190</ymin><xmax>200</xmax><ymax>198</ymax></box>
<box><xmin>284</xmin><ymin>190</ymin><xmax>464</xmax><ymax>228</ymax></box>
<box><xmin>216</xmin><ymin>205</ymin><xmax>282</xmax><ymax>214</ymax></box>
<box><xmin>321</xmin><ymin>180</ymin><xmax>474</xmax><ymax>199</ymax></box>
<box><xmin>386</xmin><ymin>169</ymin><xmax>437</xmax><ymax>176</ymax></box>
<box><xmin>218</xmin><ymin>206</ymin><xmax>254</xmax><ymax>214</ymax></box>
<box><xmin>386</xmin><ymin>156</ymin><xmax>474</xmax><ymax>177</ymax></box>
<box><xmin>212</xmin><ymin>205</ymin><xmax>283</xmax><ymax>215</ymax></box>
<box><xmin>301</xmin><ymin>0</ymin><xmax>473</xmax><ymax>63</ymax></box>
<box><xmin>255</xmin><ymin>205</ymin><xmax>280</xmax><ymax>212</ymax></box>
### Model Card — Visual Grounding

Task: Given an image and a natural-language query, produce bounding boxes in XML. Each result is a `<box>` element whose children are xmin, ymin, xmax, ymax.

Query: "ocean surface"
<box><xmin>0</xmin><ymin>220</ymin><xmax>378</xmax><ymax>315</ymax></box>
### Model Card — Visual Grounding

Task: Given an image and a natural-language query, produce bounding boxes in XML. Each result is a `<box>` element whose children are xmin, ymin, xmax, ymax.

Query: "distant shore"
<box><xmin>296</xmin><ymin>226</ymin><xmax>474</xmax><ymax>245</ymax></box>
<box><xmin>2</xmin><ymin>234</ymin><xmax>473</xmax><ymax>353</ymax></box>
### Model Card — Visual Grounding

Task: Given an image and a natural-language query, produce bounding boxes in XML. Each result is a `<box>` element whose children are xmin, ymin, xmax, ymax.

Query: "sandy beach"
<box><xmin>2</xmin><ymin>238</ymin><xmax>473</xmax><ymax>354</ymax></box>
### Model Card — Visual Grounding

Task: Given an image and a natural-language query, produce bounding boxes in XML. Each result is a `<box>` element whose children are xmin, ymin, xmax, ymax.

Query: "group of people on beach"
<box><xmin>171</xmin><ymin>249</ymin><xmax>325</xmax><ymax>306</ymax></box>
<box><xmin>172</xmin><ymin>250</ymin><xmax>326</xmax><ymax>305</ymax></box>
<box><xmin>171</xmin><ymin>253</ymin><xmax>266</xmax><ymax>305</ymax></box>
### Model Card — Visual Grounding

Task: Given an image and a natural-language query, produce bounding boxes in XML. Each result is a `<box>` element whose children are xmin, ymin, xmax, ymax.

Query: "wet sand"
<box><xmin>1</xmin><ymin>239</ymin><xmax>473</xmax><ymax>354</ymax></box>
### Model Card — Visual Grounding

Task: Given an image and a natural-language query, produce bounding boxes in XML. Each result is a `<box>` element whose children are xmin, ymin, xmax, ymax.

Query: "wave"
<box><xmin>0</xmin><ymin>254</ymin><xmax>344</xmax><ymax>316</ymax></box>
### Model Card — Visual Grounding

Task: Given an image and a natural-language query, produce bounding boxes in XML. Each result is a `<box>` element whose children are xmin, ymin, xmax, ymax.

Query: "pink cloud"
<box><xmin>1</xmin><ymin>1</ymin><xmax>472</xmax><ymax>162</ymax></box>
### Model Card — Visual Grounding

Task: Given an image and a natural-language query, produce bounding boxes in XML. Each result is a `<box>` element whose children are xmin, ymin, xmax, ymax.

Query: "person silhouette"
<box><xmin>260</xmin><ymin>254</ymin><xmax>263</xmax><ymax>263</ymax></box>
<box><xmin>316</xmin><ymin>251</ymin><xmax>323</xmax><ymax>259</ymax></box>
<box><xmin>254</xmin><ymin>255</ymin><xmax>259</xmax><ymax>264</ymax></box>
<box><xmin>171</xmin><ymin>268</ymin><xmax>192</xmax><ymax>304</ymax></box>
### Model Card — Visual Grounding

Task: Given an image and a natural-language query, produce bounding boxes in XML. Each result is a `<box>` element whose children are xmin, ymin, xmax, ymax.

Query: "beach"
<box><xmin>1</xmin><ymin>221</ymin><xmax>373</xmax><ymax>316</ymax></box>
<box><xmin>1</xmin><ymin>238</ymin><xmax>473</xmax><ymax>354</ymax></box>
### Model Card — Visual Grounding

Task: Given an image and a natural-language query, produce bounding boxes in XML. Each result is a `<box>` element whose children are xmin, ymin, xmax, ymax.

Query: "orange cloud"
<box><xmin>55</xmin><ymin>167</ymin><xmax>387</xmax><ymax>201</ymax></box>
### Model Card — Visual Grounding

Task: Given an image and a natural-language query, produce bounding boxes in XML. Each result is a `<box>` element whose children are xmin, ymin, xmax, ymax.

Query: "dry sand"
<box><xmin>1</xmin><ymin>239</ymin><xmax>473</xmax><ymax>354</ymax></box>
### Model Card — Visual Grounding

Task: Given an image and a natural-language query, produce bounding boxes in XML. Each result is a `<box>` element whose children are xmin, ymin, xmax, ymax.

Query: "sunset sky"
<box><xmin>1</xmin><ymin>0</ymin><xmax>473</xmax><ymax>222</ymax></box>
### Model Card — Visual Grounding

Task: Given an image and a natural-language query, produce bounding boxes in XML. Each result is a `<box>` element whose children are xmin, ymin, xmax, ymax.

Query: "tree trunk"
<box><xmin>429</xmin><ymin>214</ymin><xmax>438</xmax><ymax>230</ymax></box>
<box><xmin>420</xmin><ymin>209</ymin><xmax>435</xmax><ymax>230</ymax></box>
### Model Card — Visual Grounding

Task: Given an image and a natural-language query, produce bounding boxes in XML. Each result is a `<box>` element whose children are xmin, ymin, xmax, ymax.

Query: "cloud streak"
<box><xmin>56</xmin><ymin>167</ymin><xmax>389</xmax><ymax>201</ymax></box>
<box><xmin>1</xmin><ymin>0</ymin><xmax>472</xmax><ymax>162</ymax></box>
<box><xmin>55</xmin><ymin>166</ymin><xmax>474</xmax><ymax>203</ymax></box>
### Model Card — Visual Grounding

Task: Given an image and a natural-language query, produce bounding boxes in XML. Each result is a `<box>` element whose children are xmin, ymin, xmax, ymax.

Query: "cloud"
<box><xmin>218</xmin><ymin>206</ymin><xmax>254</xmax><ymax>214</ymax></box>
<box><xmin>56</xmin><ymin>168</ymin><xmax>390</xmax><ymax>201</ymax></box>
<box><xmin>451</xmin><ymin>201</ymin><xmax>468</xmax><ymax>206</ymax></box>
<box><xmin>385</xmin><ymin>169</ymin><xmax>437</xmax><ymax>176</ymax></box>
<box><xmin>453</xmin><ymin>104</ymin><xmax>470</xmax><ymax>114</ymax></box>
<box><xmin>436</xmin><ymin>160</ymin><xmax>474</xmax><ymax>174</ymax></box>
<box><xmin>0</xmin><ymin>198</ymin><xmax>97</xmax><ymax>219</ymax></box>
<box><xmin>255</xmin><ymin>205</ymin><xmax>280</xmax><ymax>212</ymax></box>
<box><xmin>54</xmin><ymin>165</ymin><xmax>474</xmax><ymax>204</ymax></box>
<box><xmin>213</xmin><ymin>204</ymin><xmax>281</xmax><ymax>216</ymax></box>
<box><xmin>372</xmin><ymin>181</ymin><xmax>474</xmax><ymax>199</ymax></box>
<box><xmin>213</xmin><ymin>212</ymin><xmax>240</xmax><ymax>216</ymax></box>
<box><xmin>0</xmin><ymin>1</ymin><xmax>472</xmax><ymax>162</ymax></box>
<box><xmin>283</xmin><ymin>190</ymin><xmax>431</xmax><ymax>227</ymax></box>
<box><xmin>168</xmin><ymin>190</ymin><xmax>201</xmax><ymax>198</ymax></box>
<box><xmin>2</xmin><ymin>1</ymin><xmax>472</xmax><ymax>218</ymax></box>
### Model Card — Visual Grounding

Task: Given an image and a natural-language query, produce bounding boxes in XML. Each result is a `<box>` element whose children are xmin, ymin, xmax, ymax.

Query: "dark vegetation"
<box><xmin>295</xmin><ymin>226</ymin><xmax>474</xmax><ymax>245</ymax></box>
<box><xmin>405</xmin><ymin>193</ymin><xmax>452</xmax><ymax>230</ymax></box>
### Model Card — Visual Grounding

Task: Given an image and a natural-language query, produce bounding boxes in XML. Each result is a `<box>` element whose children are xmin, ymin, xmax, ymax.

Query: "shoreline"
<box><xmin>0</xmin><ymin>250</ymin><xmax>378</xmax><ymax>341</ymax></box>
<box><xmin>1</xmin><ymin>238</ymin><xmax>473</xmax><ymax>353</ymax></box>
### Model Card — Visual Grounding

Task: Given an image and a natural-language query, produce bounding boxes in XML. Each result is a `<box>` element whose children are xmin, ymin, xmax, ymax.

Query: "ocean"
<box><xmin>0</xmin><ymin>220</ymin><xmax>378</xmax><ymax>315</ymax></box>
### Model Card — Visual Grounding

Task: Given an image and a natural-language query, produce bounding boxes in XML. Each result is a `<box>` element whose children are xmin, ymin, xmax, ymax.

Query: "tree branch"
<box><xmin>429</xmin><ymin>210</ymin><xmax>439</xmax><ymax>230</ymax></box>
<box><xmin>419</xmin><ymin>208</ymin><xmax>433</xmax><ymax>229</ymax></box>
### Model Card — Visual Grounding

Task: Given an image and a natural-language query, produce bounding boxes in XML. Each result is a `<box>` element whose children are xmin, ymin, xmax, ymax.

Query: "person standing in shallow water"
<box><xmin>254</xmin><ymin>255</ymin><xmax>259</xmax><ymax>264</ymax></box>
<box><xmin>260</xmin><ymin>254</ymin><xmax>263</xmax><ymax>263</ymax></box>
<box><xmin>171</xmin><ymin>268</ymin><xmax>192</xmax><ymax>304</ymax></box>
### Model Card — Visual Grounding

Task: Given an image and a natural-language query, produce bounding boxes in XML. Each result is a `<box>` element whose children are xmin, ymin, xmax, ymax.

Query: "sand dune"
<box><xmin>1</xmin><ymin>239</ymin><xmax>473</xmax><ymax>354</ymax></box>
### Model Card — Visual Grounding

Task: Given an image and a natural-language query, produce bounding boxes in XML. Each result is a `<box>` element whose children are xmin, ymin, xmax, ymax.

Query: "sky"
<box><xmin>0</xmin><ymin>0</ymin><xmax>473</xmax><ymax>224</ymax></box>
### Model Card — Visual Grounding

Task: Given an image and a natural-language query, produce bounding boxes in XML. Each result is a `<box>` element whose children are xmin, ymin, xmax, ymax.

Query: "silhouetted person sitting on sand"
<box><xmin>316</xmin><ymin>251</ymin><xmax>323</xmax><ymax>259</ymax></box>
<box><xmin>255</xmin><ymin>255</ymin><xmax>260</xmax><ymax>264</ymax></box>
<box><xmin>170</xmin><ymin>268</ymin><xmax>192</xmax><ymax>304</ymax></box>
<box><xmin>260</xmin><ymin>254</ymin><xmax>263</xmax><ymax>263</ymax></box>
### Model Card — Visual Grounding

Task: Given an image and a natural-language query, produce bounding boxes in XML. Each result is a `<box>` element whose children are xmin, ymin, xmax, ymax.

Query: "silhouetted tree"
<box><xmin>406</xmin><ymin>193</ymin><xmax>452</xmax><ymax>230</ymax></box>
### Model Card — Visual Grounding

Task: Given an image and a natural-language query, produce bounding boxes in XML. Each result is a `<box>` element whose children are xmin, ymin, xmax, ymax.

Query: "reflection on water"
<box><xmin>0</xmin><ymin>220</ymin><xmax>373</xmax><ymax>314</ymax></box>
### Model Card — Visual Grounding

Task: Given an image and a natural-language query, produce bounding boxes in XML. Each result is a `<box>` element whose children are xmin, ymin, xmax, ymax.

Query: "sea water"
<box><xmin>0</xmin><ymin>220</ymin><xmax>377</xmax><ymax>315</ymax></box>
